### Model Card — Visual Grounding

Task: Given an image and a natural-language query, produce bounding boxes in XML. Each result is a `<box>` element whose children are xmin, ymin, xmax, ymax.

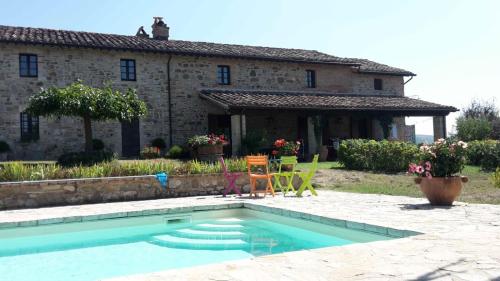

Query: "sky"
<box><xmin>1</xmin><ymin>0</ymin><xmax>499</xmax><ymax>135</ymax></box>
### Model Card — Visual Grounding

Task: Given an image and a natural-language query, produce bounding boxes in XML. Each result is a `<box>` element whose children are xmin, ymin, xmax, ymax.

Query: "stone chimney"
<box><xmin>151</xmin><ymin>17</ymin><xmax>169</xmax><ymax>40</ymax></box>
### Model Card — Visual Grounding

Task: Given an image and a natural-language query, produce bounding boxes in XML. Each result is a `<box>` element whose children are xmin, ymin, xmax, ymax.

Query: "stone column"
<box><xmin>230</xmin><ymin>114</ymin><xmax>246</xmax><ymax>156</ymax></box>
<box><xmin>433</xmin><ymin>116</ymin><xmax>447</xmax><ymax>140</ymax></box>
<box><xmin>307</xmin><ymin>116</ymin><xmax>318</xmax><ymax>157</ymax></box>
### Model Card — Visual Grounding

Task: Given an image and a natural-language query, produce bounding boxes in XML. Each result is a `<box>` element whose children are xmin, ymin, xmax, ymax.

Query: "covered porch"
<box><xmin>200</xmin><ymin>89</ymin><xmax>458</xmax><ymax>158</ymax></box>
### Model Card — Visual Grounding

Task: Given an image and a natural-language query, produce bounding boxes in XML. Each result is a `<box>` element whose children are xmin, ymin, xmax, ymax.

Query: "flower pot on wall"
<box><xmin>196</xmin><ymin>144</ymin><xmax>223</xmax><ymax>162</ymax></box>
<box><xmin>415</xmin><ymin>176</ymin><xmax>468</xmax><ymax>206</ymax></box>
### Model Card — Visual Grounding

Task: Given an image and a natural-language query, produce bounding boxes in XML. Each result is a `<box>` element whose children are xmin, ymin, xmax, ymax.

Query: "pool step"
<box><xmin>151</xmin><ymin>234</ymin><xmax>247</xmax><ymax>250</ymax></box>
<box><xmin>193</xmin><ymin>223</ymin><xmax>244</xmax><ymax>231</ymax></box>
<box><xmin>215</xmin><ymin>218</ymin><xmax>244</xmax><ymax>224</ymax></box>
<box><xmin>174</xmin><ymin>229</ymin><xmax>246</xmax><ymax>239</ymax></box>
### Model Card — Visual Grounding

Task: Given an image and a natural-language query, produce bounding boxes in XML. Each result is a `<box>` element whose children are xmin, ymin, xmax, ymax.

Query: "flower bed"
<box><xmin>0</xmin><ymin>159</ymin><xmax>246</xmax><ymax>182</ymax></box>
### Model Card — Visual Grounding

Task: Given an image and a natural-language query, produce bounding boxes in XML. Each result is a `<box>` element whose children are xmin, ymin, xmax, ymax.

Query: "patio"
<box><xmin>1</xmin><ymin>191</ymin><xmax>498</xmax><ymax>280</ymax></box>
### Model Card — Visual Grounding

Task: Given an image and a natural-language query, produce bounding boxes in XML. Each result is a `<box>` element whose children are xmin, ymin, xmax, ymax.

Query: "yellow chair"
<box><xmin>246</xmin><ymin>155</ymin><xmax>275</xmax><ymax>198</ymax></box>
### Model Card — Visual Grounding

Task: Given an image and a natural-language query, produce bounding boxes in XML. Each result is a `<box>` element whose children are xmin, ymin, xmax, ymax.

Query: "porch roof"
<box><xmin>199</xmin><ymin>89</ymin><xmax>458</xmax><ymax>116</ymax></box>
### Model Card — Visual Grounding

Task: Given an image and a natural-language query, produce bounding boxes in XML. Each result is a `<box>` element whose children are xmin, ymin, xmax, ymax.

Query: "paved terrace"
<box><xmin>0</xmin><ymin>191</ymin><xmax>499</xmax><ymax>280</ymax></box>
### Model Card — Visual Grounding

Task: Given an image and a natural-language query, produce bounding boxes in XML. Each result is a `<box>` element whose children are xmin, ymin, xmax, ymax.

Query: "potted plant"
<box><xmin>188</xmin><ymin>134</ymin><xmax>228</xmax><ymax>162</ymax></box>
<box><xmin>0</xmin><ymin>141</ymin><xmax>10</xmax><ymax>161</ymax></box>
<box><xmin>271</xmin><ymin>139</ymin><xmax>301</xmax><ymax>170</ymax></box>
<box><xmin>409</xmin><ymin>139</ymin><xmax>468</xmax><ymax>206</ymax></box>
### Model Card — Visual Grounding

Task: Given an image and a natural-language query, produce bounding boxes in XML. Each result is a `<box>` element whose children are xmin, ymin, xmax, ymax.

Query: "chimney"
<box><xmin>151</xmin><ymin>17</ymin><xmax>169</xmax><ymax>40</ymax></box>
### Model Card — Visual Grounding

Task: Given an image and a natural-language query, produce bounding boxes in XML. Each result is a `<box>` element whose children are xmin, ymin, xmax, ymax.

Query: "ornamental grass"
<box><xmin>0</xmin><ymin>158</ymin><xmax>247</xmax><ymax>182</ymax></box>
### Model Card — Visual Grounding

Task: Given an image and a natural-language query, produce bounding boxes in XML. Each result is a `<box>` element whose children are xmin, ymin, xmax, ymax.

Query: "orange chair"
<box><xmin>246</xmin><ymin>155</ymin><xmax>275</xmax><ymax>198</ymax></box>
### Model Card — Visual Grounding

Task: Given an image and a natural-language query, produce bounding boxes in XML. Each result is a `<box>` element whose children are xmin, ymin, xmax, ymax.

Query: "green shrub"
<box><xmin>0</xmin><ymin>141</ymin><xmax>10</xmax><ymax>154</ymax></box>
<box><xmin>338</xmin><ymin>139</ymin><xmax>420</xmax><ymax>173</ymax></box>
<box><xmin>140</xmin><ymin>147</ymin><xmax>161</xmax><ymax>159</ymax></box>
<box><xmin>166</xmin><ymin>145</ymin><xmax>184</xmax><ymax>159</ymax></box>
<box><xmin>151</xmin><ymin>138</ymin><xmax>167</xmax><ymax>150</ymax></box>
<box><xmin>491</xmin><ymin>168</ymin><xmax>500</xmax><ymax>188</ymax></box>
<box><xmin>57</xmin><ymin>151</ymin><xmax>115</xmax><ymax>167</ymax></box>
<box><xmin>480</xmin><ymin>142</ymin><xmax>500</xmax><ymax>171</ymax></box>
<box><xmin>466</xmin><ymin>140</ymin><xmax>497</xmax><ymax>166</ymax></box>
<box><xmin>92</xmin><ymin>139</ymin><xmax>105</xmax><ymax>151</ymax></box>
<box><xmin>491</xmin><ymin>119</ymin><xmax>500</xmax><ymax>140</ymax></box>
<box><xmin>456</xmin><ymin>117</ymin><xmax>492</xmax><ymax>141</ymax></box>
<box><xmin>242</xmin><ymin>130</ymin><xmax>267</xmax><ymax>154</ymax></box>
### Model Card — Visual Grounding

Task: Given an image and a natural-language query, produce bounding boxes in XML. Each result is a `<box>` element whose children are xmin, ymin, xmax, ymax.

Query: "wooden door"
<box><xmin>121</xmin><ymin>118</ymin><xmax>140</xmax><ymax>158</ymax></box>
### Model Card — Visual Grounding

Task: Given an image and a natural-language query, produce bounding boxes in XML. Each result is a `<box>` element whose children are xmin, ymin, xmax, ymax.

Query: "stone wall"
<box><xmin>0</xmin><ymin>43</ymin><xmax>406</xmax><ymax>160</ymax></box>
<box><xmin>0</xmin><ymin>43</ymin><xmax>171</xmax><ymax>160</ymax></box>
<box><xmin>0</xmin><ymin>174</ymin><xmax>252</xmax><ymax>210</ymax></box>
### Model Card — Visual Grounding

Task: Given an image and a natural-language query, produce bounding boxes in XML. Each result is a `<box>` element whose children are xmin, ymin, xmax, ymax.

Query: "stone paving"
<box><xmin>0</xmin><ymin>191</ymin><xmax>499</xmax><ymax>280</ymax></box>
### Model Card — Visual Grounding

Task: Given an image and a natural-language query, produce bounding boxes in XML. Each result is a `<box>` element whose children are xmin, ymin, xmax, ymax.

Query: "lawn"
<box><xmin>296</xmin><ymin>161</ymin><xmax>342</xmax><ymax>170</ymax></box>
<box><xmin>312</xmin><ymin>163</ymin><xmax>500</xmax><ymax>205</ymax></box>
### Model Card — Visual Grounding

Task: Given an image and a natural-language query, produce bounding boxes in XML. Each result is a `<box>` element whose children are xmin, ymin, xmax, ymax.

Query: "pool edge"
<box><xmin>0</xmin><ymin>201</ymin><xmax>421</xmax><ymax>238</ymax></box>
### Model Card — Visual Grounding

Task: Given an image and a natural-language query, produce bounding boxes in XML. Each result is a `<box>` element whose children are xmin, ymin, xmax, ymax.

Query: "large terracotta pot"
<box><xmin>319</xmin><ymin>145</ymin><xmax>328</xmax><ymax>162</ymax></box>
<box><xmin>196</xmin><ymin>144</ymin><xmax>223</xmax><ymax>162</ymax></box>
<box><xmin>415</xmin><ymin>176</ymin><xmax>468</xmax><ymax>206</ymax></box>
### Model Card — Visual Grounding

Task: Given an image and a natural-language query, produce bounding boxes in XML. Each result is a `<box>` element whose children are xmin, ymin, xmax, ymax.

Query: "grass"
<box><xmin>317</xmin><ymin>165</ymin><xmax>500</xmax><ymax>205</ymax></box>
<box><xmin>296</xmin><ymin>161</ymin><xmax>342</xmax><ymax>170</ymax></box>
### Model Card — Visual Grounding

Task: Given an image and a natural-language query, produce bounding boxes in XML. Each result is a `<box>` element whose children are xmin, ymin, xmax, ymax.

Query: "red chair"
<box><xmin>220</xmin><ymin>157</ymin><xmax>243</xmax><ymax>197</ymax></box>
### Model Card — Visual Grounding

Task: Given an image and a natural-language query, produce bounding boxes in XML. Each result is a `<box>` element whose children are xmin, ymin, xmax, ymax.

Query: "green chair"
<box><xmin>272</xmin><ymin>156</ymin><xmax>298</xmax><ymax>195</ymax></box>
<box><xmin>295</xmin><ymin>154</ymin><xmax>319</xmax><ymax>197</ymax></box>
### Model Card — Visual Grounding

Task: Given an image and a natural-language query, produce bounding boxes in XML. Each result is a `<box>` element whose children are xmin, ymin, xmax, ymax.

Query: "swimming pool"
<box><xmin>0</xmin><ymin>208</ymin><xmax>396</xmax><ymax>281</ymax></box>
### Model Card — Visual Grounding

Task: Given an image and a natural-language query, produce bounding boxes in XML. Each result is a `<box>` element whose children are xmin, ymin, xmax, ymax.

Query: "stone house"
<box><xmin>0</xmin><ymin>18</ymin><xmax>457</xmax><ymax>160</ymax></box>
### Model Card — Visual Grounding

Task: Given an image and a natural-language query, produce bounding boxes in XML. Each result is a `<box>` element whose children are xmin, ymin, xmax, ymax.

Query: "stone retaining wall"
<box><xmin>0</xmin><ymin>174</ymin><xmax>252</xmax><ymax>210</ymax></box>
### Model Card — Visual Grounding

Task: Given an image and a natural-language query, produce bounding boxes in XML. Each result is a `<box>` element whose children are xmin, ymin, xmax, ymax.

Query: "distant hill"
<box><xmin>416</xmin><ymin>134</ymin><xmax>434</xmax><ymax>144</ymax></box>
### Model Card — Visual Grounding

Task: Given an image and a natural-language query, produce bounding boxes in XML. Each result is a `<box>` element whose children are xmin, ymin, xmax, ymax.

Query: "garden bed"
<box><xmin>0</xmin><ymin>159</ymin><xmax>246</xmax><ymax>182</ymax></box>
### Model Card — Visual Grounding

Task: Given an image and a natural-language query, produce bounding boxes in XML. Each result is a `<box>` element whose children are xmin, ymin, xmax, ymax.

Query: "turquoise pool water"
<box><xmin>0</xmin><ymin>209</ymin><xmax>393</xmax><ymax>281</ymax></box>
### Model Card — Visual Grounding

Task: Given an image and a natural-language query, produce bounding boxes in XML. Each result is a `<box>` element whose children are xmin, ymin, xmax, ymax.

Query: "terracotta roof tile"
<box><xmin>0</xmin><ymin>25</ymin><xmax>415</xmax><ymax>76</ymax></box>
<box><xmin>199</xmin><ymin>89</ymin><xmax>457</xmax><ymax>114</ymax></box>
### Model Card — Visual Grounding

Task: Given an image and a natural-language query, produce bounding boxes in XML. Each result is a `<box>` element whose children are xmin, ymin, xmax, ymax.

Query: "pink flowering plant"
<box><xmin>409</xmin><ymin>139</ymin><xmax>468</xmax><ymax>178</ymax></box>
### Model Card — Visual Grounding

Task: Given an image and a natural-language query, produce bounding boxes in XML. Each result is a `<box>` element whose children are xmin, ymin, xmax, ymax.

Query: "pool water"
<box><xmin>0</xmin><ymin>209</ymin><xmax>393</xmax><ymax>281</ymax></box>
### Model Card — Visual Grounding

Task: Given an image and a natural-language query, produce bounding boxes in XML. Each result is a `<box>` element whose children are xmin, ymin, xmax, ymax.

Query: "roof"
<box><xmin>199</xmin><ymin>89</ymin><xmax>458</xmax><ymax>115</ymax></box>
<box><xmin>0</xmin><ymin>25</ymin><xmax>415</xmax><ymax>76</ymax></box>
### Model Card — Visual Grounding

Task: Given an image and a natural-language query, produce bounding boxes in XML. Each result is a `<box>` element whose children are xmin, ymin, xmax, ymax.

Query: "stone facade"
<box><xmin>0</xmin><ymin>42</ymin><xmax>407</xmax><ymax>160</ymax></box>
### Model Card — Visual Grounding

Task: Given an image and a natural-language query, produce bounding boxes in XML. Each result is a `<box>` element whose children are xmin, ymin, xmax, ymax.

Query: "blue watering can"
<box><xmin>155</xmin><ymin>172</ymin><xmax>168</xmax><ymax>190</ymax></box>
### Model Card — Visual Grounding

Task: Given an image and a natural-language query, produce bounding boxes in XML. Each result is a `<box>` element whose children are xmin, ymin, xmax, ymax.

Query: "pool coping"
<box><xmin>0</xmin><ymin>202</ymin><xmax>420</xmax><ymax>238</ymax></box>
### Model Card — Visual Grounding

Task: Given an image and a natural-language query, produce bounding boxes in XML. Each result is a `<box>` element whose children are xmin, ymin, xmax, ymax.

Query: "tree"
<box><xmin>26</xmin><ymin>81</ymin><xmax>147</xmax><ymax>152</ymax></box>
<box><xmin>455</xmin><ymin>117</ymin><xmax>492</xmax><ymax>142</ymax></box>
<box><xmin>462</xmin><ymin>99</ymin><xmax>498</xmax><ymax>122</ymax></box>
<box><xmin>456</xmin><ymin>98</ymin><xmax>499</xmax><ymax>141</ymax></box>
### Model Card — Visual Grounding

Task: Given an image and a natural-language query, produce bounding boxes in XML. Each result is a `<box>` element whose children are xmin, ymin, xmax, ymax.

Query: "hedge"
<box><xmin>338</xmin><ymin>139</ymin><xmax>420</xmax><ymax>173</ymax></box>
<box><xmin>466</xmin><ymin>140</ymin><xmax>500</xmax><ymax>171</ymax></box>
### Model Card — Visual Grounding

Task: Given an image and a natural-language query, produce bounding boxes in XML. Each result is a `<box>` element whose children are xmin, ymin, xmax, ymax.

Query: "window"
<box><xmin>374</xmin><ymin>78</ymin><xmax>383</xmax><ymax>90</ymax></box>
<box><xmin>20</xmin><ymin>112</ymin><xmax>39</xmax><ymax>141</ymax></box>
<box><xmin>306</xmin><ymin>70</ymin><xmax>316</xmax><ymax>88</ymax></box>
<box><xmin>19</xmin><ymin>54</ymin><xmax>38</xmax><ymax>77</ymax></box>
<box><xmin>217</xmin><ymin>65</ymin><xmax>230</xmax><ymax>85</ymax></box>
<box><xmin>120</xmin><ymin>59</ymin><xmax>136</xmax><ymax>81</ymax></box>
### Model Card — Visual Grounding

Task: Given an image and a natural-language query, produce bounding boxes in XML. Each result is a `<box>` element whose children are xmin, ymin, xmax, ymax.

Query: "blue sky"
<box><xmin>1</xmin><ymin>0</ymin><xmax>499</xmax><ymax>135</ymax></box>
